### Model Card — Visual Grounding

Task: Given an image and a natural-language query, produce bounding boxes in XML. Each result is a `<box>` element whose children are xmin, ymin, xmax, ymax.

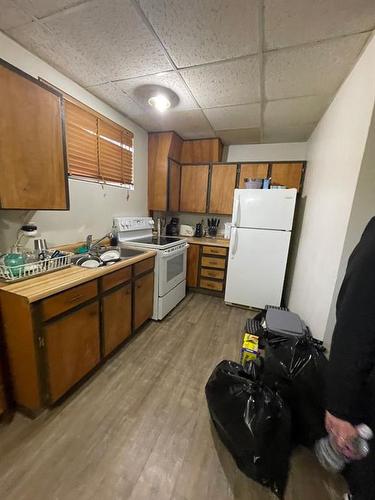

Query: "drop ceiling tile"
<box><xmin>181</xmin><ymin>57</ymin><xmax>260</xmax><ymax>108</ymax></box>
<box><xmin>88</xmin><ymin>83</ymin><xmax>145</xmax><ymax>117</ymax></box>
<box><xmin>43</xmin><ymin>0</ymin><xmax>172</xmax><ymax>82</ymax></box>
<box><xmin>116</xmin><ymin>71</ymin><xmax>198</xmax><ymax>111</ymax></box>
<box><xmin>155</xmin><ymin>109</ymin><xmax>214</xmax><ymax>139</ymax></box>
<box><xmin>139</xmin><ymin>0</ymin><xmax>259</xmax><ymax>67</ymax></box>
<box><xmin>264</xmin><ymin>96</ymin><xmax>331</xmax><ymax>129</ymax></box>
<box><xmin>0</xmin><ymin>0</ymin><xmax>32</xmax><ymax>31</ymax></box>
<box><xmin>204</xmin><ymin>103</ymin><xmax>260</xmax><ymax>130</ymax></box>
<box><xmin>263</xmin><ymin>123</ymin><xmax>316</xmax><ymax>143</ymax></box>
<box><xmin>265</xmin><ymin>33</ymin><xmax>369</xmax><ymax>100</ymax></box>
<box><xmin>265</xmin><ymin>0</ymin><xmax>375</xmax><ymax>50</ymax></box>
<box><xmin>7</xmin><ymin>21</ymin><xmax>108</xmax><ymax>86</ymax></box>
<box><xmin>216</xmin><ymin>128</ymin><xmax>260</xmax><ymax>145</ymax></box>
<box><xmin>14</xmin><ymin>0</ymin><xmax>82</xmax><ymax>19</ymax></box>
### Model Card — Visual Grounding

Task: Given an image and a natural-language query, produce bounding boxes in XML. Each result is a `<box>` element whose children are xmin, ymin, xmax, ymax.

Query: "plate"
<box><xmin>100</xmin><ymin>250</ymin><xmax>120</xmax><ymax>262</ymax></box>
<box><xmin>81</xmin><ymin>259</ymin><xmax>100</xmax><ymax>268</ymax></box>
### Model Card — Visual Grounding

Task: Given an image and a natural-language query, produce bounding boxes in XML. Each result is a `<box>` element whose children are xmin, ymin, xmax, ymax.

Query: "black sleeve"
<box><xmin>326</xmin><ymin>251</ymin><xmax>375</xmax><ymax>423</ymax></box>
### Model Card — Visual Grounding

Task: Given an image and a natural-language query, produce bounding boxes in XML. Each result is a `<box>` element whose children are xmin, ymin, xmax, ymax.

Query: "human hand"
<box><xmin>325</xmin><ymin>411</ymin><xmax>360</xmax><ymax>459</ymax></box>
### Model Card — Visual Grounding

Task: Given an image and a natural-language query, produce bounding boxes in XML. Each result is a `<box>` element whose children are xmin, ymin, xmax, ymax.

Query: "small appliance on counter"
<box><xmin>179</xmin><ymin>224</ymin><xmax>194</xmax><ymax>237</ymax></box>
<box><xmin>195</xmin><ymin>222</ymin><xmax>203</xmax><ymax>238</ymax></box>
<box><xmin>166</xmin><ymin>217</ymin><xmax>179</xmax><ymax>236</ymax></box>
<box><xmin>207</xmin><ymin>218</ymin><xmax>220</xmax><ymax>237</ymax></box>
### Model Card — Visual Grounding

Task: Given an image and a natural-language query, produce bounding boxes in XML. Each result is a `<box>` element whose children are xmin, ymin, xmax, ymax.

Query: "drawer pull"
<box><xmin>68</xmin><ymin>295</ymin><xmax>83</xmax><ymax>303</ymax></box>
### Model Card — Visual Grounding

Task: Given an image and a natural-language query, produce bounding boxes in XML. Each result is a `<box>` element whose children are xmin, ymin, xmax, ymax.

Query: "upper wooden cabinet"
<box><xmin>0</xmin><ymin>61</ymin><xmax>69</xmax><ymax>210</ymax></box>
<box><xmin>148</xmin><ymin>132</ymin><xmax>183</xmax><ymax>211</ymax></box>
<box><xmin>208</xmin><ymin>163</ymin><xmax>237</xmax><ymax>214</ymax></box>
<box><xmin>168</xmin><ymin>160</ymin><xmax>181</xmax><ymax>212</ymax></box>
<box><xmin>180</xmin><ymin>138</ymin><xmax>223</xmax><ymax>163</ymax></box>
<box><xmin>238</xmin><ymin>163</ymin><xmax>269</xmax><ymax>188</ymax></box>
<box><xmin>180</xmin><ymin>164</ymin><xmax>210</xmax><ymax>213</ymax></box>
<box><xmin>148</xmin><ymin>133</ymin><xmax>222</xmax><ymax>211</ymax></box>
<box><xmin>270</xmin><ymin>162</ymin><xmax>304</xmax><ymax>190</ymax></box>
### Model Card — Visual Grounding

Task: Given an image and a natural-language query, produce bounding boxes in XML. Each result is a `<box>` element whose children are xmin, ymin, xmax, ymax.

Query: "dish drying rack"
<box><xmin>0</xmin><ymin>252</ymin><xmax>72</xmax><ymax>283</ymax></box>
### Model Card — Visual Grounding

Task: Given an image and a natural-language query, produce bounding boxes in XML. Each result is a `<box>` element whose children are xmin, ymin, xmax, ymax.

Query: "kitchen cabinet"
<box><xmin>0</xmin><ymin>61</ymin><xmax>69</xmax><ymax>210</ymax></box>
<box><xmin>134</xmin><ymin>272</ymin><xmax>154</xmax><ymax>330</ymax></box>
<box><xmin>102</xmin><ymin>284</ymin><xmax>132</xmax><ymax>357</ymax></box>
<box><xmin>148</xmin><ymin>132</ymin><xmax>183</xmax><ymax>211</ymax></box>
<box><xmin>180</xmin><ymin>138</ymin><xmax>222</xmax><ymax>163</ymax></box>
<box><xmin>238</xmin><ymin>163</ymin><xmax>269</xmax><ymax>188</ymax></box>
<box><xmin>270</xmin><ymin>162</ymin><xmax>304</xmax><ymax>190</ymax></box>
<box><xmin>180</xmin><ymin>164</ymin><xmax>210</xmax><ymax>213</ymax></box>
<box><xmin>45</xmin><ymin>302</ymin><xmax>100</xmax><ymax>403</ymax></box>
<box><xmin>186</xmin><ymin>242</ymin><xmax>228</xmax><ymax>296</ymax></box>
<box><xmin>0</xmin><ymin>368</ymin><xmax>7</xmax><ymax>417</ymax></box>
<box><xmin>186</xmin><ymin>244</ymin><xmax>200</xmax><ymax>288</ymax></box>
<box><xmin>168</xmin><ymin>160</ymin><xmax>181</xmax><ymax>212</ymax></box>
<box><xmin>208</xmin><ymin>163</ymin><xmax>237</xmax><ymax>214</ymax></box>
<box><xmin>0</xmin><ymin>257</ymin><xmax>155</xmax><ymax>413</ymax></box>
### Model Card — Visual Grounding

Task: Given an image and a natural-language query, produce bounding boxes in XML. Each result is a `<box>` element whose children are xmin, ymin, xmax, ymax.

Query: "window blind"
<box><xmin>65</xmin><ymin>99</ymin><xmax>134</xmax><ymax>186</ymax></box>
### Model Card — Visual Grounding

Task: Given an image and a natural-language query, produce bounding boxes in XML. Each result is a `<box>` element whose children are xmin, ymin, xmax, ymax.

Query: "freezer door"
<box><xmin>225</xmin><ymin>227</ymin><xmax>291</xmax><ymax>309</ymax></box>
<box><xmin>232</xmin><ymin>188</ymin><xmax>297</xmax><ymax>230</ymax></box>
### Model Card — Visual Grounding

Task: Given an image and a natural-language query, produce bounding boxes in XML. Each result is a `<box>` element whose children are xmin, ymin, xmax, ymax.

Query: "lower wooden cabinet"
<box><xmin>187</xmin><ymin>244</ymin><xmax>228</xmax><ymax>296</ymax></box>
<box><xmin>0</xmin><ymin>368</ymin><xmax>7</xmax><ymax>416</ymax></box>
<box><xmin>102</xmin><ymin>283</ymin><xmax>132</xmax><ymax>356</ymax></box>
<box><xmin>187</xmin><ymin>244</ymin><xmax>200</xmax><ymax>288</ymax></box>
<box><xmin>45</xmin><ymin>301</ymin><xmax>100</xmax><ymax>403</ymax></box>
<box><xmin>0</xmin><ymin>258</ymin><xmax>155</xmax><ymax>413</ymax></box>
<box><xmin>134</xmin><ymin>272</ymin><xmax>154</xmax><ymax>330</ymax></box>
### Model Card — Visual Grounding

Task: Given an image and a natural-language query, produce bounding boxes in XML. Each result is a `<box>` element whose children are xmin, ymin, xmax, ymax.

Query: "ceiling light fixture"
<box><xmin>148</xmin><ymin>94</ymin><xmax>171</xmax><ymax>112</ymax></box>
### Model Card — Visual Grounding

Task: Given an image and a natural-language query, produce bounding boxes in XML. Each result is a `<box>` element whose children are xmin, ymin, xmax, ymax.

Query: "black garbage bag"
<box><xmin>263</xmin><ymin>336</ymin><xmax>328</xmax><ymax>447</ymax></box>
<box><xmin>205</xmin><ymin>360</ymin><xmax>292</xmax><ymax>499</ymax></box>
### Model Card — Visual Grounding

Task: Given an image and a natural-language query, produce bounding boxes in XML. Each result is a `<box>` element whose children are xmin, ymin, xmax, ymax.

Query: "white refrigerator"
<box><xmin>224</xmin><ymin>188</ymin><xmax>297</xmax><ymax>309</ymax></box>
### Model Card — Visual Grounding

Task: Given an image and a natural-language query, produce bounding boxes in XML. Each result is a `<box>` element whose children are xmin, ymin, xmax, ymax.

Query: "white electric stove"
<box><xmin>113</xmin><ymin>216</ymin><xmax>188</xmax><ymax>320</ymax></box>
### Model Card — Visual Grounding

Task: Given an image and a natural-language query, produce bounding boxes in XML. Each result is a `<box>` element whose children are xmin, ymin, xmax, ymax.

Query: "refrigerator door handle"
<box><xmin>229</xmin><ymin>226</ymin><xmax>238</xmax><ymax>259</ymax></box>
<box><xmin>233</xmin><ymin>196</ymin><xmax>240</xmax><ymax>226</ymax></box>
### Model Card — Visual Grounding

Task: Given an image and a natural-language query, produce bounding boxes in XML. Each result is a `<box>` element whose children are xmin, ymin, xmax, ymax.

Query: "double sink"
<box><xmin>71</xmin><ymin>247</ymin><xmax>145</xmax><ymax>267</ymax></box>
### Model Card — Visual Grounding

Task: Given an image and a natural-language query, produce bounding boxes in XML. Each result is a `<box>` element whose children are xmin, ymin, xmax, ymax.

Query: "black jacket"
<box><xmin>327</xmin><ymin>217</ymin><xmax>375</xmax><ymax>423</ymax></box>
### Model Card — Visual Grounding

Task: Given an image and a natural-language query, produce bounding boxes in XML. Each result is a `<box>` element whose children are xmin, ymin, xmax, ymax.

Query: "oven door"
<box><xmin>158</xmin><ymin>245</ymin><xmax>187</xmax><ymax>297</ymax></box>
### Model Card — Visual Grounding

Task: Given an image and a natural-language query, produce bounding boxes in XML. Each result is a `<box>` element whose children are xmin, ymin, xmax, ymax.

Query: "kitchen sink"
<box><xmin>71</xmin><ymin>248</ymin><xmax>146</xmax><ymax>266</ymax></box>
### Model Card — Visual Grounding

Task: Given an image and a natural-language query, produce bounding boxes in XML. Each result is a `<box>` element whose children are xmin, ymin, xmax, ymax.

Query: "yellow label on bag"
<box><xmin>240</xmin><ymin>334</ymin><xmax>259</xmax><ymax>364</ymax></box>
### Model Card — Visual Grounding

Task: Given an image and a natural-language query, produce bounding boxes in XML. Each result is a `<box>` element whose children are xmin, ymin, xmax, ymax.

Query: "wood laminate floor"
<box><xmin>0</xmin><ymin>293</ymin><xmax>346</xmax><ymax>500</ymax></box>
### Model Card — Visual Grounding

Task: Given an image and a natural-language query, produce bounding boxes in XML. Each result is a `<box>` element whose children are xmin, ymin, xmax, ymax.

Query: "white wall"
<box><xmin>287</xmin><ymin>34</ymin><xmax>375</xmax><ymax>340</ymax></box>
<box><xmin>227</xmin><ymin>142</ymin><xmax>307</xmax><ymax>162</ymax></box>
<box><xmin>324</xmin><ymin>106</ymin><xmax>375</xmax><ymax>347</ymax></box>
<box><xmin>0</xmin><ymin>32</ymin><xmax>148</xmax><ymax>252</ymax></box>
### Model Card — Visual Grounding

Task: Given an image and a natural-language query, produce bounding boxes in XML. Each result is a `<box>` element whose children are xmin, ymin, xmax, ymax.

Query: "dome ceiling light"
<box><xmin>134</xmin><ymin>84</ymin><xmax>179</xmax><ymax>112</ymax></box>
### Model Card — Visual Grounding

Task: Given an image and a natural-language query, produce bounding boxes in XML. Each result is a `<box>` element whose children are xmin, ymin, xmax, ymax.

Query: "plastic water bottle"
<box><xmin>315</xmin><ymin>424</ymin><xmax>373</xmax><ymax>472</ymax></box>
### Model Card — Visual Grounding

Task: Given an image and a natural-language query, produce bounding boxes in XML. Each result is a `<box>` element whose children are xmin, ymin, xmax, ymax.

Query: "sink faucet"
<box><xmin>85</xmin><ymin>233</ymin><xmax>111</xmax><ymax>253</ymax></box>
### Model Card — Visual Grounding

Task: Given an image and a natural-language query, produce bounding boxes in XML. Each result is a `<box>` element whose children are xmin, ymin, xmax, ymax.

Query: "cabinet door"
<box><xmin>134</xmin><ymin>272</ymin><xmax>154</xmax><ymax>330</ymax></box>
<box><xmin>238</xmin><ymin>163</ymin><xmax>269</xmax><ymax>188</ymax></box>
<box><xmin>102</xmin><ymin>284</ymin><xmax>132</xmax><ymax>356</ymax></box>
<box><xmin>0</xmin><ymin>368</ymin><xmax>6</xmax><ymax>416</ymax></box>
<box><xmin>168</xmin><ymin>159</ymin><xmax>181</xmax><ymax>212</ymax></box>
<box><xmin>44</xmin><ymin>302</ymin><xmax>100</xmax><ymax>402</ymax></box>
<box><xmin>180</xmin><ymin>164</ymin><xmax>209</xmax><ymax>213</ymax></box>
<box><xmin>187</xmin><ymin>244</ymin><xmax>200</xmax><ymax>288</ymax></box>
<box><xmin>270</xmin><ymin>162</ymin><xmax>304</xmax><ymax>191</ymax></box>
<box><xmin>208</xmin><ymin>163</ymin><xmax>237</xmax><ymax>214</ymax></box>
<box><xmin>0</xmin><ymin>62</ymin><xmax>68</xmax><ymax>209</ymax></box>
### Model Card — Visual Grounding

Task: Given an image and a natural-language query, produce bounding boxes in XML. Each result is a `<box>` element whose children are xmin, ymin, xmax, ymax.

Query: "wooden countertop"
<box><xmin>186</xmin><ymin>237</ymin><xmax>230</xmax><ymax>248</ymax></box>
<box><xmin>0</xmin><ymin>250</ymin><xmax>156</xmax><ymax>303</ymax></box>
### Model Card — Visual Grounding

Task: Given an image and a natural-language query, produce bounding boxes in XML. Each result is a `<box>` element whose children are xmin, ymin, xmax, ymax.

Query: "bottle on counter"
<box><xmin>110</xmin><ymin>222</ymin><xmax>118</xmax><ymax>246</ymax></box>
<box><xmin>315</xmin><ymin>424</ymin><xmax>373</xmax><ymax>472</ymax></box>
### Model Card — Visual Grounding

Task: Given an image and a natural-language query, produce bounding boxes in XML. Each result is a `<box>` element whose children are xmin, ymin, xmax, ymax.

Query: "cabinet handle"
<box><xmin>68</xmin><ymin>295</ymin><xmax>83</xmax><ymax>303</ymax></box>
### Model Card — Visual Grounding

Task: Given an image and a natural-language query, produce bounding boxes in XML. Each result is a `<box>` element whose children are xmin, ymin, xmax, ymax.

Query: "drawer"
<box><xmin>202</xmin><ymin>246</ymin><xmax>227</xmax><ymax>257</ymax></box>
<box><xmin>101</xmin><ymin>266</ymin><xmax>132</xmax><ymax>292</ymax></box>
<box><xmin>200</xmin><ymin>278</ymin><xmax>223</xmax><ymax>292</ymax></box>
<box><xmin>134</xmin><ymin>257</ymin><xmax>155</xmax><ymax>277</ymax></box>
<box><xmin>41</xmin><ymin>281</ymin><xmax>98</xmax><ymax>321</ymax></box>
<box><xmin>201</xmin><ymin>256</ymin><xmax>226</xmax><ymax>269</ymax></box>
<box><xmin>200</xmin><ymin>267</ymin><xmax>225</xmax><ymax>280</ymax></box>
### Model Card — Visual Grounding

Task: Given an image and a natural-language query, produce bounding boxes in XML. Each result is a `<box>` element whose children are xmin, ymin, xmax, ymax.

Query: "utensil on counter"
<box><xmin>207</xmin><ymin>218</ymin><xmax>220</xmax><ymax>237</ymax></box>
<box><xmin>34</xmin><ymin>238</ymin><xmax>48</xmax><ymax>260</ymax></box>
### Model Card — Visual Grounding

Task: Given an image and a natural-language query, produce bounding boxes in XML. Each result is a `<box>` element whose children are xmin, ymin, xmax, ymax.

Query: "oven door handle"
<box><xmin>161</xmin><ymin>244</ymin><xmax>188</xmax><ymax>258</ymax></box>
